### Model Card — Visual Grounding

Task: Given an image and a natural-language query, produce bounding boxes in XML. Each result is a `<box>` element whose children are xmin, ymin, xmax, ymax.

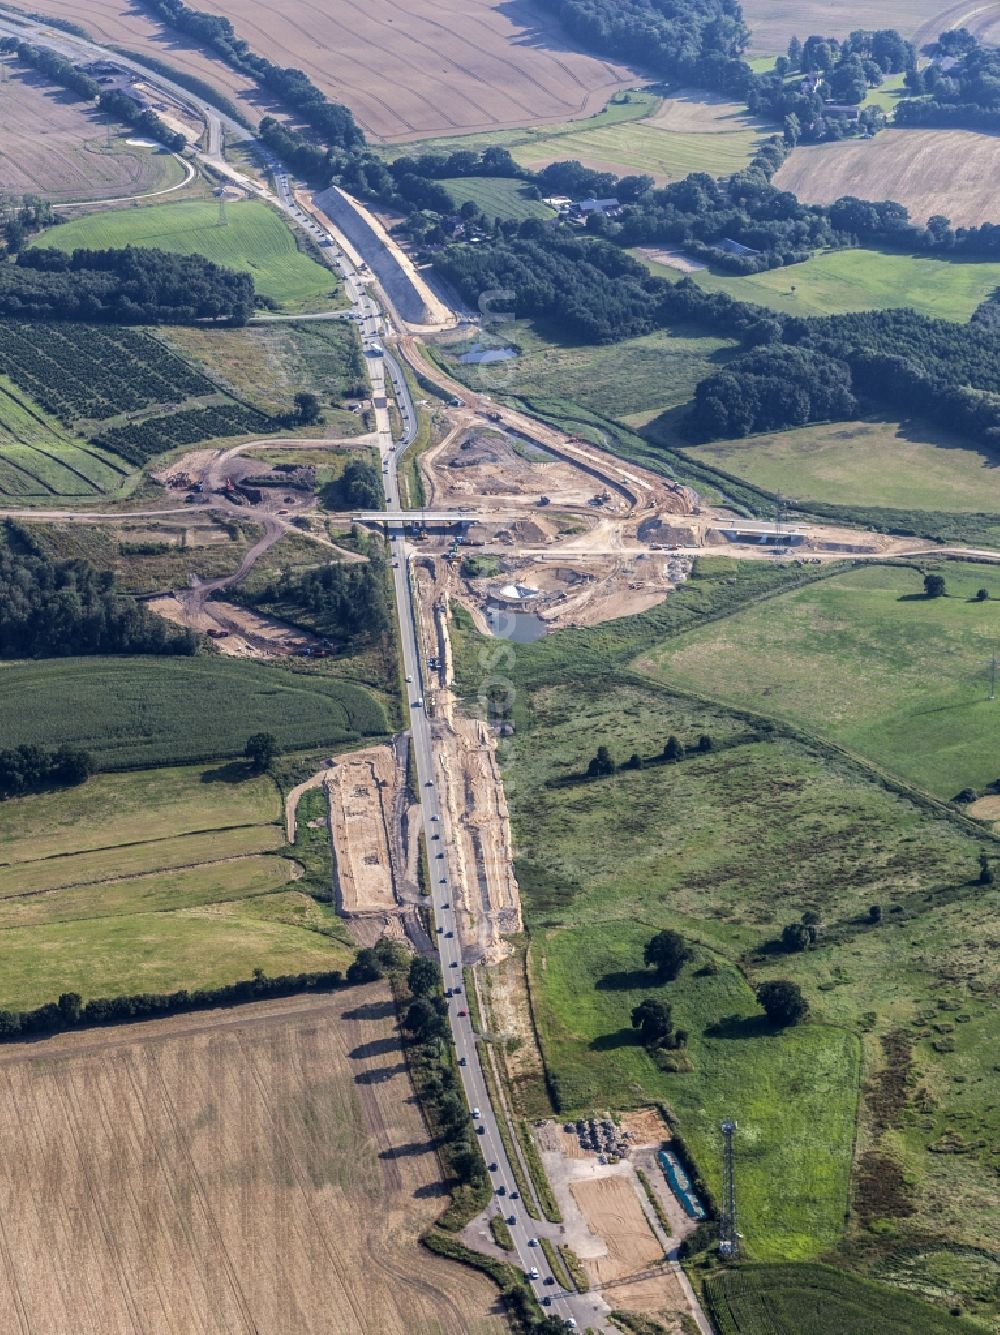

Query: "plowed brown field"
<box><xmin>23</xmin><ymin>0</ymin><xmax>637</xmax><ymax>142</ymax></box>
<box><xmin>0</xmin><ymin>987</ymin><xmax>503</xmax><ymax>1334</ymax></box>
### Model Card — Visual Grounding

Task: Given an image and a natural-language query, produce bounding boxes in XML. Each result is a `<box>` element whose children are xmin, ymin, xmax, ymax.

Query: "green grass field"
<box><xmin>437</xmin><ymin>320</ymin><xmax>736</xmax><ymax>423</ymax></box>
<box><xmin>0</xmin><ymin>378</ymin><xmax>128</xmax><ymax>500</ymax></box>
<box><xmin>0</xmin><ymin>760</ymin><xmax>353</xmax><ymax>1009</ymax></box>
<box><xmin>439</xmin><ymin>177</ymin><xmax>556</xmax><ymax>221</ymax></box>
<box><xmin>0</xmin><ymin>762</ymin><xmax>279</xmax><ymax>864</ymax></box>
<box><xmin>378</xmin><ymin>90</ymin><xmax>659</xmax><ymax>161</ymax></box>
<box><xmin>35</xmin><ymin>200</ymin><xmax>338</xmax><ymax>308</ymax></box>
<box><xmin>640</xmin><ymin>561</ymin><xmax>1000</xmax><ymax>797</ymax></box>
<box><xmin>513</xmin><ymin>119</ymin><xmax>764</xmax><ymax>181</ymax></box>
<box><xmin>704</xmin><ymin>1263</ymin><xmax>985</xmax><ymax>1334</ymax></box>
<box><xmin>683</xmin><ymin>417</ymin><xmax>1000</xmax><ymax>513</ymax></box>
<box><xmin>465</xmin><ymin>555</ymin><xmax>1000</xmax><ymax>1304</ymax></box>
<box><xmin>0</xmin><ymin>895</ymin><xmax>351</xmax><ymax>1010</ymax></box>
<box><xmin>863</xmin><ymin>71</ymin><xmax>908</xmax><ymax>115</ymax></box>
<box><xmin>0</xmin><ymin>656</ymin><xmax>389</xmax><ymax>769</ymax></box>
<box><xmin>640</xmin><ymin>248</ymin><xmax>1000</xmax><ymax>322</ymax></box>
<box><xmin>532</xmin><ymin>921</ymin><xmax>858</xmax><ymax>1258</ymax></box>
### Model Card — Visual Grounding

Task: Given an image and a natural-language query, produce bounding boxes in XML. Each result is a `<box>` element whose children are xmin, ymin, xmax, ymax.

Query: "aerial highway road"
<box><xmin>359</xmin><ymin>311</ymin><xmax>604</xmax><ymax>1332</ymax></box>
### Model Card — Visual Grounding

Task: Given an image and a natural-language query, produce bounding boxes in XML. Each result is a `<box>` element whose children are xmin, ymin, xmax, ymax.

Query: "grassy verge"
<box><xmin>514</xmin><ymin>1119</ymin><xmax>563</xmax><ymax>1223</ymax></box>
<box><xmin>539</xmin><ymin>1235</ymin><xmax>573</xmax><ymax>1289</ymax></box>
<box><xmin>636</xmin><ymin>1167</ymin><xmax>673</xmax><ymax>1237</ymax></box>
<box><xmin>477</xmin><ymin>1036</ymin><xmax>539</xmax><ymax>1219</ymax></box>
<box><xmin>559</xmin><ymin>1244</ymin><xmax>590</xmax><ymax>1293</ymax></box>
<box><xmin>490</xmin><ymin>1214</ymin><xmax>515</xmax><ymax>1250</ymax></box>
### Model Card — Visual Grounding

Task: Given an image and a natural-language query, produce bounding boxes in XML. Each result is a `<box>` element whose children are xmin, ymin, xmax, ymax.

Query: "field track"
<box><xmin>0</xmin><ymin>986</ymin><xmax>503</xmax><ymax>1333</ymax></box>
<box><xmin>774</xmin><ymin>128</ymin><xmax>1000</xmax><ymax>227</ymax></box>
<box><xmin>21</xmin><ymin>0</ymin><xmax>637</xmax><ymax>142</ymax></box>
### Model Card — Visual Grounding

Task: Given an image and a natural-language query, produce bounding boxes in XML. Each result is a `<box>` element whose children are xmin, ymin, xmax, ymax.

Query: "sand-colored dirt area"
<box><xmin>570</xmin><ymin>1174</ymin><xmax>685</xmax><ymax>1314</ymax></box>
<box><xmin>329</xmin><ymin>745</ymin><xmax>400</xmax><ymax>915</ymax></box>
<box><xmin>435</xmin><ymin>428</ymin><xmax>622</xmax><ymax>511</ymax></box>
<box><xmin>435</xmin><ymin>716</ymin><xmax>522</xmax><ymax>960</ymax></box>
<box><xmin>0</xmin><ymin>987</ymin><xmax>503</xmax><ymax>1334</ymax></box>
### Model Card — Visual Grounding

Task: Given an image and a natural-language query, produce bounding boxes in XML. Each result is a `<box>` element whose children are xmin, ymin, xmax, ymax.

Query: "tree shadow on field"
<box><xmin>896</xmin><ymin>593</ymin><xmax>938</xmax><ymax>602</ymax></box>
<box><xmin>349</xmin><ymin>1035</ymin><xmax>399</xmax><ymax>1060</ymax></box>
<box><xmin>380</xmin><ymin>1139</ymin><xmax>437</xmax><ymax>1160</ymax></box>
<box><xmin>355</xmin><ymin>1062</ymin><xmax>407</xmax><ymax>1085</ymax></box>
<box><xmin>705</xmin><ymin>1013</ymin><xmax>774</xmax><ymax>1040</ymax></box>
<box><xmin>589</xmin><ymin>1027</ymin><xmax>637</xmax><ymax>1051</ymax></box>
<box><xmin>596</xmin><ymin>968</ymin><xmax>652</xmax><ymax>991</ymax></box>
<box><xmin>342</xmin><ymin>999</ymin><xmax>395</xmax><ymax>1021</ymax></box>
<box><xmin>413</xmin><ymin>1181</ymin><xmax>450</xmax><ymax>1201</ymax></box>
<box><xmin>200</xmin><ymin>760</ymin><xmax>254</xmax><ymax>783</ymax></box>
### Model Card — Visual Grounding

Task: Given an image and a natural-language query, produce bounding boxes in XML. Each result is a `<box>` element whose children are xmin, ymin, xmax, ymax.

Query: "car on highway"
<box><xmin>413</xmin><ymin>697</ymin><xmax>424</xmax><ymax>707</ymax></box>
<box><xmin>488</xmin><ymin>1162</ymin><xmax>498</xmax><ymax>1173</ymax></box>
<box><xmin>510</xmin><ymin>1190</ymin><xmax>519</xmax><ymax>1200</ymax></box>
<box><xmin>457</xmin><ymin>1008</ymin><xmax>466</xmax><ymax>1016</ymax></box>
<box><xmin>458</xmin><ymin>1056</ymin><xmax>467</xmax><ymax>1066</ymax></box>
<box><xmin>472</xmin><ymin>1107</ymin><xmax>481</xmax><ymax>1119</ymax></box>
<box><xmin>425</xmin><ymin>780</ymin><xmax>433</xmax><ymax>788</ymax></box>
<box><xmin>445</xmin><ymin>930</ymin><xmax>453</xmax><ymax>937</ymax></box>
<box><xmin>528</xmin><ymin>1237</ymin><xmax>539</xmax><ymax>1248</ymax></box>
<box><xmin>542</xmin><ymin>1297</ymin><xmax>552</xmax><ymax>1307</ymax></box>
<box><xmin>477</xmin><ymin>1125</ymin><xmax>486</xmax><ymax>1135</ymax></box>
<box><xmin>405</xmin><ymin>674</ymin><xmax>413</xmax><ymax>683</ymax></box>
<box><xmin>450</xmin><ymin>960</ymin><xmax>459</xmax><ymax>968</ymax></box>
<box><xmin>436</xmin><ymin>926</ymin><xmax>444</xmax><ymax>934</ymax></box>
<box><xmin>441</xmin><ymin>877</ymin><xmax>448</xmax><ymax>885</ymax></box>
<box><xmin>527</xmin><ymin>1267</ymin><xmax>539</xmax><ymax>1281</ymax></box>
<box><xmin>430</xmin><ymin>814</ymin><xmax>439</xmax><ymax>822</ymax></box>
<box><xmin>543</xmin><ymin>1276</ymin><xmax>555</xmax><ymax>1286</ymax></box>
<box><xmin>506</xmin><ymin>1215</ymin><xmax>517</xmax><ymax>1226</ymax></box>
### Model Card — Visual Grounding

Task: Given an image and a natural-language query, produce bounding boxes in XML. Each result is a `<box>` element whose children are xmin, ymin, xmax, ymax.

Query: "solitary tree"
<box><xmin>644</xmin><ymin>929</ymin><xmax>692</xmax><ymax>980</ymax></box>
<box><xmin>924</xmin><ymin>573</ymin><xmax>947</xmax><ymax>599</ymax></box>
<box><xmin>624</xmin><ymin>751</ymin><xmax>643</xmax><ymax>771</ymax></box>
<box><xmin>781</xmin><ymin>922</ymin><xmax>812</xmax><ymax>953</ymax></box>
<box><xmin>976</xmin><ymin>588</ymin><xmax>990</xmax><ymax>602</ymax></box>
<box><xmin>245</xmin><ymin>731</ymin><xmax>278</xmax><ymax>773</ymax></box>
<box><xmin>293</xmin><ymin>390</ymin><xmax>321</xmax><ymax>424</ymax></box>
<box><xmin>868</xmin><ymin>904</ymin><xmax>882</xmax><ymax>924</ymax></box>
<box><xmin>346</xmin><ymin>947</ymin><xmax>384</xmax><ymax>985</ymax></box>
<box><xmin>757</xmin><ymin>979</ymin><xmax>809</xmax><ymax>1027</ymax></box>
<box><xmin>405</xmin><ymin>995</ymin><xmax>448</xmax><ymax>1042</ymax></box>
<box><xmin>631</xmin><ymin>997</ymin><xmax>674</xmax><ymax>1048</ymax></box>
<box><xmin>588</xmin><ymin>745</ymin><xmax>616</xmax><ymax>777</ymax></box>
<box><xmin>662</xmin><ymin>735</ymin><xmax>685</xmax><ymax>762</ymax></box>
<box><xmin>979</xmin><ymin>853</ymin><xmax>994</xmax><ymax>886</ymax></box>
<box><xmin>697</xmin><ymin>734</ymin><xmax>714</xmax><ymax>753</ymax></box>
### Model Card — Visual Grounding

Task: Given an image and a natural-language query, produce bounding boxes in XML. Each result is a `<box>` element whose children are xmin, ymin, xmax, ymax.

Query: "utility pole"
<box><xmin>989</xmin><ymin>649</ymin><xmax>997</xmax><ymax>702</ymax></box>
<box><xmin>719</xmin><ymin>1119</ymin><xmax>740</xmax><ymax>1260</ymax></box>
<box><xmin>218</xmin><ymin>194</ymin><xmax>228</xmax><ymax>226</ymax></box>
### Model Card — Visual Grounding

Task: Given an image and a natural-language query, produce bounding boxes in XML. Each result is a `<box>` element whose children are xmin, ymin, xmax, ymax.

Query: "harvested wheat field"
<box><xmin>14</xmin><ymin>0</ymin><xmax>263</xmax><ymax>120</ymax></box>
<box><xmin>26</xmin><ymin>0</ymin><xmax>636</xmax><ymax>142</ymax></box>
<box><xmin>0</xmin><ymin>63</ymin><xmax>181</xmax><ymax>202</ymax></box>
<box><xmin>774</xmin><ymin>128</ymin><xmax>1000</xmax><ymax>227</ymax></box>
<box><xmin>743</xmin><ymin>0</ymin><xmax>1000</xmax><ymax>54</ymax></box>
<box><xmin>0</xmin><ymin>986</ymin><xmax>503</xmax><ymax>1334</ymax></box>
<box><xmin>192</xmin><ymin>0</ymin><xmax>637</xmax><ymax>140</ymax></box>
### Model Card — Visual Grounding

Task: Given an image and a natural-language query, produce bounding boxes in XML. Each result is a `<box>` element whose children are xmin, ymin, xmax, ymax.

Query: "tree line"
<box><xmin>0</xmin><ymin>246</ymin><xmax>256</xmax><ymax>324</ymax></box>
<box><xmin>0</xmin><ymin>526</ymin><xmax>196</xmax><ymax>658</ymax></box>
<box><xmin>0</xmin><ymin>743</ymin><xmax>93</xmax><ymax>800</ymax></box>
<box><xmin>0</xmin><ymin>966</ymin><xmax>349</xmax><ymax>1040</ymax></box>
<box><xmin>137</xmin><ymin>0</ymin><xmax>363</xmax><ymax>152</ymax></box>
